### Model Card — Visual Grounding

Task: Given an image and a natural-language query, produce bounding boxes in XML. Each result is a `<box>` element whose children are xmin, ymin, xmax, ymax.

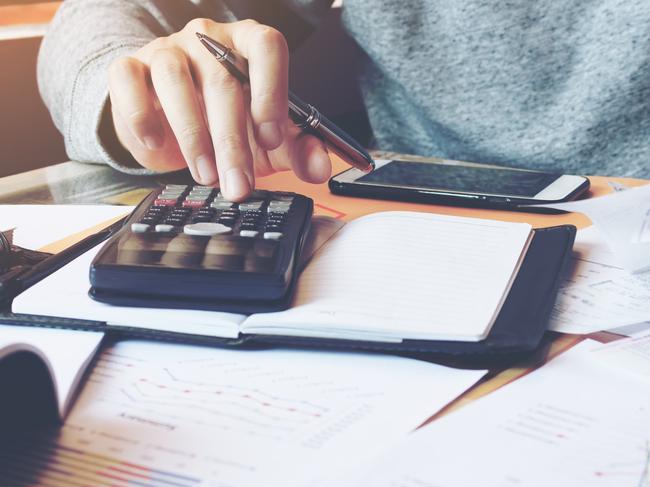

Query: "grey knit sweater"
<box><xmin>38</xmin><ymin>0</ymin><xmax>650</xmax><ymax>178</ymax></box>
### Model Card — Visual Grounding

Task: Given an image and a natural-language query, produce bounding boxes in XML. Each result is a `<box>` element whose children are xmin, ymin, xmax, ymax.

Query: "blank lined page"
<box><xmin>243</xmin><ymin>212</ymin><xmax>532</xmax><ymax>341</ymax></box>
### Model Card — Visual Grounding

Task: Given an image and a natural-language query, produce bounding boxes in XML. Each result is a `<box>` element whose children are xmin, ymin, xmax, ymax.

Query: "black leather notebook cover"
<box><xmin>0</xmin><ymin>225</ymin><xmax>576</xmax><ymax>363</ymax></box>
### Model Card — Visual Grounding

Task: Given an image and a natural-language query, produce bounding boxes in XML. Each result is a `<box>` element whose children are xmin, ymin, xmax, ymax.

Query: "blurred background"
<box><xmin>0</xmin><ymin>0</ymin><xmax>369</xmax><ymax>178</ymax></box>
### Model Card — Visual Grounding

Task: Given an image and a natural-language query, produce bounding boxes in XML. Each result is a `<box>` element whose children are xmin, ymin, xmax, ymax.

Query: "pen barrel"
<box><xmin>288</xmin><ymin>94</ymin><xmax>374</xmax><ymax>173</ymax></box>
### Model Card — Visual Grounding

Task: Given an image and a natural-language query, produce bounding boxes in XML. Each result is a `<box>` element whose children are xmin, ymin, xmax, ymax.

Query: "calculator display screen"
<box><xmin>357</xmin><ymin>161</ymin><xmax>561</xmax><ymax>197</ymax></box>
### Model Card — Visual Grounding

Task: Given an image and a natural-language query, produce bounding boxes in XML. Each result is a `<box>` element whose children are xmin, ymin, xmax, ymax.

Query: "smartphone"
<box><xmin>329</xmin><ymin>159</ymin><xmax>590</xmax><ymax>208</ymax></box>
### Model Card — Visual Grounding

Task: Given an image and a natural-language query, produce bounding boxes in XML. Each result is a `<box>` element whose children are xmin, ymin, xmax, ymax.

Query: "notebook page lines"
<box><xmin>244</xmin><ymin>212</ymin><xmax>532</xmax><ymax>341</ymax></box>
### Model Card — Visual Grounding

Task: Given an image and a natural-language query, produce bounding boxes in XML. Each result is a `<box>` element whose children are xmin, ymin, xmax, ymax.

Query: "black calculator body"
<box><xmin>89</xmin><ymin>185</ymin><xmax>313</xmax><ymax>313</ymax></box>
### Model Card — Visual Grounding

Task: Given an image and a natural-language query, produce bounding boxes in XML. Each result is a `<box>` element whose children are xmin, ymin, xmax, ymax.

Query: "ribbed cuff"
<box><xmin>65</xmin><ymin>39</ymin><xmax>157</xmax><ymax>175</ymax></box>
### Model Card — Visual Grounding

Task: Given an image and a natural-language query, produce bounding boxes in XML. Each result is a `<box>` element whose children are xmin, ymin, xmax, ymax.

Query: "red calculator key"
<box><xmin>182</xmin><ymin>199</ymin><xmax>205</xmax><ymax>208</ymax></box>
<box><xmin>154</xmin><ymin>198</ymin><xmax>178</xmax><ymax>206</ymax></box>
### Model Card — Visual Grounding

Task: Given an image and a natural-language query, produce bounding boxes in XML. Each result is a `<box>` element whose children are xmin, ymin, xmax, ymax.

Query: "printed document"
<box><xmin>590</xmin><ymin>329</ymin><xmax>650</xmax><ymax>381</ymax></box>
<box><xmin>1</xmin><ymin>340</ymin><xmax>485</xmax><ymax>487</ymax></box>
<box><xmin>329</xmin><ymin>341</ymin><xmax>650</xmax><ymax>487</ymax></box>
<box><xmin>549</xmin><ymin>226</ymin><xmax>650</xmax><ymax>334</ymax></box>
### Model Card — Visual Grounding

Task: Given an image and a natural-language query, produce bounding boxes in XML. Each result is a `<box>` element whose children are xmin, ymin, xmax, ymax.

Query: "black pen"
<box><xmin>196</xmin><ymin>32</ymin><xmax>375</xmax><ymax>173</ymax></box>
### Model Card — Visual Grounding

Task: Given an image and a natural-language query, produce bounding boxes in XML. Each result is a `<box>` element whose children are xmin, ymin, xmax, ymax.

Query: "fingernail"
<box><xmin>257</xmin><ymin>121</ymin><xmax>283</xmax><ymax>148</ymax></box>
<box><xmin>225</xmin><ymin>168</ymin><xmax>251</xmax><ymax>200</ymax></box>
<box><xmin>195</xmin><ymin>155</ymin><xmax>218</xmax><ymax>185</ymax></box>
<box><xmin>142</xmin><ymin>134</ymin><xmax>164</xmax><ymax>150</ymax></box>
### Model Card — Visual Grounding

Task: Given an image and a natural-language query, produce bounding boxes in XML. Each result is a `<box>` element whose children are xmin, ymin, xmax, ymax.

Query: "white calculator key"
<box><xmin>184</xmin><ymin>222</ymin><xmax>232</xmax><ymax>236</ymax></box>
<box><xmin>239</xmin><ymin>230</ymin><xmax>259</xmax><ymax>238</ymax></box>
<box><xmin>155</xmin><ymin>224</ymin><xmax>175</xmax><ymax>233</ymax></box>
<box><xmin>263</xmin><ymin>231</ymin><xmax>283</xmax><ymax>240</ymax></box>
<box><xmin>211</xmin><ymin>200</ymin><xmax>235</xmax><ymax>209</ymax></box>
<box><xmin>267</xmin><ymin>205</ymin><xmax>291</xmax><ymax>213</ymax></box>
<box><xmin>239</xmin><ymin>201</ymin><xmax>264</xmax><ymax>210</ymax></box>
<box><xmin>131</xmin><ymin>223</ymin><xmax>151</xmax><ymax>233</ymax></box>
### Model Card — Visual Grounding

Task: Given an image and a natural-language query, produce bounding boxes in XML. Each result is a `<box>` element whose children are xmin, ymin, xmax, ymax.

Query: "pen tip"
<box><xmin>195</xmin><ymin>32</ymin><xmax>204</xmax><ymax>40</ymax></box>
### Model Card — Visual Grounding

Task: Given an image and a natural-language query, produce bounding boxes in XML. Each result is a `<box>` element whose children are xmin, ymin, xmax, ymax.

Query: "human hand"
<box><xmin>108</xmin><ymin>18</ymin><xmax>332</xmax><ymax>201</ymax></box>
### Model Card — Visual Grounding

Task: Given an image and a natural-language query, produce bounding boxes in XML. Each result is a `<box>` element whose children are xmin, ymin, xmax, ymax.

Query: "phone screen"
<box><xmin>357</xmin><ymin>161</ymin><xmax>561</xmax><ymax>197</ymax></box>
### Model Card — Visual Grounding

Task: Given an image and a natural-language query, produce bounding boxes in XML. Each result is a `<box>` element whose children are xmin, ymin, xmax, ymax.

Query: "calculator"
<box><xmin>89</xmin><ymin>184</ymin><xmax>313</xmax><ymax>313</ymax></box>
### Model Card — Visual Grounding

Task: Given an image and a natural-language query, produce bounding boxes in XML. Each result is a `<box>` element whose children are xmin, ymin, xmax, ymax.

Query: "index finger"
<box><xmin>228</xmin><ymin>20</ymin><xmax>289</xmax><ymax>151</ymax></box>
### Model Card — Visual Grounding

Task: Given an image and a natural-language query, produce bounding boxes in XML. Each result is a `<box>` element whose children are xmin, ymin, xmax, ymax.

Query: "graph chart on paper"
<box><xmin>10</xmin><ymin>339</ymin><xmax>465</xmax><ymax>487</ymax></box>
<box><xmin>498</xmin><ymin>400</ymin><xmax>650</xmax><ymax>486</ymax></box>
<box><xmin>82</xmin><ymin>345</ymin><xmax>372</xmax><ymax>445</ymax></box>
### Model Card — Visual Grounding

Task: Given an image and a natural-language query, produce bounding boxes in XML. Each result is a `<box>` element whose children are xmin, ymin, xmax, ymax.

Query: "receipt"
<box><xmin>531</xmin><ymin>183</ymin><xmax>650</xmax><ymax>273</ymax></box>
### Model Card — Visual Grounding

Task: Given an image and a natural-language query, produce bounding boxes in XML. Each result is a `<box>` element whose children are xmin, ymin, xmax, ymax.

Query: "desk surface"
<box><xmin>3</xmin><ymin>153</ymin><xmax>647</xmax><ymax>421</ymax></box>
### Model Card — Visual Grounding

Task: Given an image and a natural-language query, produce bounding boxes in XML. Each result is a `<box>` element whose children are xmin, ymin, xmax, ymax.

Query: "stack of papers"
<box><xmin>327</xmin><ymin>340</ymin><xmax>650</xmax><ymax>486</ymax></box>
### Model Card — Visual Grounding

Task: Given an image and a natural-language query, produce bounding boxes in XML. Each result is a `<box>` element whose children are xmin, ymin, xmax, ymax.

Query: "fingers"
<box><xmin>228</xmin><ymin>20</ymin><xmax>289</xmax><ymax>151</ymax></box>
<box><xmin>268</xmin><ymin>123</ymin><xmax>332</xmax><ymax>183</ymax></box>
<box><xmin>108</xmin><ymin>57</ymin><xmax>164</xmax><ymax>151</ymax></box>
<box><xmin>149</xmin><ymin>47</ymin><xmax>217</xmax><ymax>185</ymax></box>
<box><xmin>109</xmin><ymin>18</ymin><xmax>325</xmax><ymax>195</ymax></box>
<box><xmin>198</xmin><ymin>65</ymin><xmax>254</xmax><ymax>201</ymax></box>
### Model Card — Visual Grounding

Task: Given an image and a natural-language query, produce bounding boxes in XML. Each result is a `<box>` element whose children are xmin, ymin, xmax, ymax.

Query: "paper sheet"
<box><xmin>244</xmin><ymin>211</ymin><xmax>533</xmax><ymax>342</ymax></box>
<box><xmin>0</xmin><ymin>325</ymin><xmax>104</xmax><ymax>416</ymax></box>
<box><xmin>6</xmin><ymin>340</ymin><xmax>485</xmax><ymax>487</ymax></box>
<box><xmin>12</xmin><ymin>216</ymin><xmax>345</xmax><ymax>338</ymax></box>
<box><xmin>532</xmin><ymin>183</ymin><xmax>650</xmax><ymax>273</ymax></box>
<box><xmin>0</xmin><ymin>204</ymin><xmax>133</xmax><ymax>250</ymax></box>
<box><xmin>590</xmin><ymin>329</ymin><xmax>650</xmax><ymax>381</ymax></box>
<box><xmin>549</xmin><ymin>226</ymin><xmax>650</xmax><ymax>334</ymax></box>
<box><xmin>329</xmin><ymin>341</ymin><xmax>650</xmax><ymax>487</ymax></box>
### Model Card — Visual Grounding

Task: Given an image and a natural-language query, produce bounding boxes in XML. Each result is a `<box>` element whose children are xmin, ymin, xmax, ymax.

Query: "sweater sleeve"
<box><xmin>37</xmin><ymin>0</ymin><xmax>236</xmax><ymax>174</ymax></box>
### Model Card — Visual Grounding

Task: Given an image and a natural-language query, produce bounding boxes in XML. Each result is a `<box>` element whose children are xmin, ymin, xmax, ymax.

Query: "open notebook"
<box><xmin>9</xmin><ymin>211</ymin><xmax>547</xmax><ymax>346</ymax></box>
<box><xmin>0</xmin><ymin>326</ymin><xmax>103</xmax><ymax>424</ymax></box>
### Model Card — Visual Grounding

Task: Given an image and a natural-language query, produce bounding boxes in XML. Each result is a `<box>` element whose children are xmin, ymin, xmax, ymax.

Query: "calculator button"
<box><xmin>131</xmin><ymin>223</ymin><xmax>151</xmax><ymax>233</ymax></box>
<box><xmin>165</xmin><ymin>184</ymin><xmax>187</xmax><ymax>190</ymax></box>
<box><xmin>185</xmin><ymin>195</ymin><xmax>209</xmax><ymax>202</ymax></box>
<box><xmin>155</xmin><ymin>224</ymin><xmax>176</xmax><ymax>233</ymax></box>
<box><xmin>184</xmin><ymin>222</ymin><xmax>232</xmax><ymax>236</ymax></box>
<box><xmin>182</xmin><ymin>200</ymin><xmax>206</xmax><ymax>208</ymax></box>
<box><xmin>154</xmin><ymin>198</ymin><xmax>179</xmax><ymax>206</ymax></box>
<box><xmin>263</xmin><ymin>231</ymin><xmax>283</xmax><ymax>240</ymax></box>
<box><xmin>267</xmin><ymin>206</ymin><xmax>291</xmax><ymax>213</ymax></box>
<box><xmin>211</xmin><ymin>200</ymin><xmax>235</xmax><ymax>209</ymax></box>
<box><xmin>239</xmin><ymin>201</ymin><xmax>264</xmax><ymax>211</ymax></box>
<box><xmin>240</xmin><ymin>230</ymin><xmax>259</xmax><ymax>238</ymax></box>
<box><xmin>269</xmin><ymin>200</ymin><xmax>292</xmax><ymax>207</ymax></box>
